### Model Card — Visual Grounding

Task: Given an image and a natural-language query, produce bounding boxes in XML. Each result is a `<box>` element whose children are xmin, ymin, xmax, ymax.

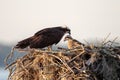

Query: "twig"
<box><xmin>4</xmin><ymin>47</ymin><xmax>15</xmax><ymax>80</ymax></box>
<box><xmin>102</xmin><ymin>33</ymin><xmax>111</xmax><ymax>46</ymax></box>
<box><xmin>48</xmin><ymin>54</ymin><xmax>74</xmax><ymax>73</ymax></box>
<box><xmin>109</xmin><ymin>37</ymin><xmax>118</xmax><ymax>47</ymax></box>
<box><xmin>58</xmin><ymin>71</ymin><xmax>72</xmax><ymax>80</ymax></box>
<box><xmin>5</xmin><ymin>61</ymin><xmax>16</xmax><ymax>70</ymax></box>
<box><xmin>4</xmin><ymin>47</ymin><xmax>15</xmax><ymax>66</ymax></box>
<box><xmin>68</xmin><ymin>50</ymin><xmax>85</xmax><ymax>63</ymax></box>
<box><xmin>84</xmin><ymin>39</ymin><xmax>90</xmax><ymax>45</ymax></box>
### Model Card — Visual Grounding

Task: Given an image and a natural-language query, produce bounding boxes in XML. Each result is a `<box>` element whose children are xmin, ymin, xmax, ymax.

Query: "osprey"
<box><xmin>64</xmin><ymin>35</ymin><xmax>84</xmax><ymax>49</ymax></box>
<box><xmin>15</xmin><ymin>26</ymin><xmax>71</xmax><ymax>50</ymax></box>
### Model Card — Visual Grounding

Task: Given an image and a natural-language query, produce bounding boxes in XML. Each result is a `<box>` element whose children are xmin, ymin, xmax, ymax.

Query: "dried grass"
<box><xmin>5</xmin><ymin>39</ymin><xmax>120</xmax><ymax>80</ymax></box>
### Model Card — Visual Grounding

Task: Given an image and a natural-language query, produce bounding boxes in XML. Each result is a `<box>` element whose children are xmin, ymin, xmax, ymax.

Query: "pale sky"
<box><xmin>0</xmin><ymin>0</ymin><xmax>120</xmax><ymax>45</ymax></box>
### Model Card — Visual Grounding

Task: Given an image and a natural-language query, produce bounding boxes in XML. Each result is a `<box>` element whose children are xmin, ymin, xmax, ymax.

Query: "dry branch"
<box><xmin>5</xmin><ymin>40</ymin><xmax>120</xmax><ymax>80</ymax></box>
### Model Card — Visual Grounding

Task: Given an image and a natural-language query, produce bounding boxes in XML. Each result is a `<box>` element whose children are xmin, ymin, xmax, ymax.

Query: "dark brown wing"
<box><xmin>15</xmin><ymin>27</ymin><xmax>66</xmax><ymax>49</ymax></box>
<box><xmin>34</xmin><ymin>27</ymin><xmax>62</xmax><ymax>36</ymax></box>
<box><xmin>34</xmin><ymin>28</ymin><xmax>51</xmax><ymax>36</ymax></box>
<box><xmin>29</xmin><ymin>36</ymin><xmax>55</xmax><ymax>48</ymax></box>
<box><xmin>30</xmin><ymin>30</ymin><xmax>64</xmax><ymax>48</ymax></box>
<box><xmin>15</xmin><ymin>37</ymin><xmax>33</xmax><ymax>49</ymax></box>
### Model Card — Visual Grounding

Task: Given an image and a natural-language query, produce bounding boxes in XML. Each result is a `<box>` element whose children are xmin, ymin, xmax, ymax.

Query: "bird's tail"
<box><xmin>15</xmin><ymin>37</ymin><xmax>33</xmax><ymax>49</ymax></box>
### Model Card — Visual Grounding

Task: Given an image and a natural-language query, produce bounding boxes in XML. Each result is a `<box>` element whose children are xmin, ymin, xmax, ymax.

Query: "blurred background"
<box><xmin>0</xmin><ymin>0</ymin><xmax>120</xmax><ymax>80</ymax></box>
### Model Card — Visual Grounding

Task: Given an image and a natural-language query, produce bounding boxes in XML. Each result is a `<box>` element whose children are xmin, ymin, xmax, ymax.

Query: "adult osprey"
<box><xmin>15</xmin><ymin>26</ymin><xmax>71</xmax><ymax>50</ymax></box>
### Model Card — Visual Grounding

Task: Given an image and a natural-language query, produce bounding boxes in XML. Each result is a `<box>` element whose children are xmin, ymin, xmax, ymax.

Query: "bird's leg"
<box><xmin>48</xmin><ymin>45</ymin><xmax>52</xmax><ymax>51</ymax></box>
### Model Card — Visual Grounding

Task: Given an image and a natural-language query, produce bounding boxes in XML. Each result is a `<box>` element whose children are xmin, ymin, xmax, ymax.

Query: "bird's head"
<box><xmin>61</xmin><ymin>25</ymin><xmax>71</xmax><ymax>35</ymax></box>
<box><xmin>64</xmin><ymin>35</ymin><xmax>72</xmax><ymax>41</ymax></box>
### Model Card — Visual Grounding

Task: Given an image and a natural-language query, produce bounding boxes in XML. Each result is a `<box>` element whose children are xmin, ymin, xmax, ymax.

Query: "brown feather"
<box><xmin>15</xmin><ymin>26</ymin><xmax>71</xmax><ymax>49</ymax></box>
<box><xmin>64</xmin><ymin>35</ymin><xmax>84</xmax><ymax>49</ymax></box>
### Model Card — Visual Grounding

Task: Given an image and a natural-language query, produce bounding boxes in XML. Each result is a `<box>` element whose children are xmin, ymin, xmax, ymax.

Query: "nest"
<box><xmin>5</xmin><ymin>40</ymin><xmax>120</xmax><ymax>80</ymax></box>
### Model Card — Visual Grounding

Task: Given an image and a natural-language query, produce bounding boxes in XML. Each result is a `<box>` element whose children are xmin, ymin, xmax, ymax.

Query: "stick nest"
<box><xmin>5</xmin><ymin>41</ymin><xmax>120</xmax><ymax>80</ymax></box>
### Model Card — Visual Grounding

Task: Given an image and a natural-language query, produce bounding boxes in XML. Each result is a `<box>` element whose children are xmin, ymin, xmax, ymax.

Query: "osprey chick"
<box><xmin>64</xmin><ymin>35</ymin><xmax>84</xmax><ymax>49</ymax></box>
<box><xmin>15</xmin><ymin>26</ymin><xmax>71</xmax><ymax>50</ymax></box>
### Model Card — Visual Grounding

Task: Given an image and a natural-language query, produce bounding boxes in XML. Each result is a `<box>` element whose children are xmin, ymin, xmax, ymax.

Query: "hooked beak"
<box><xmin>67</xmin><ymin>31</ymin><xmax>71</xmax><ymax>35</ymax></box>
